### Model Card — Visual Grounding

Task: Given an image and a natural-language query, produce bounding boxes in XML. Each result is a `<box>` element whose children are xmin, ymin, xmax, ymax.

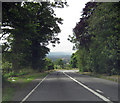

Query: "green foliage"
<box><xmin>54</xmin><ymin>58</ymin><xmax>64</xmax><ymax>69</ymax></box>
<box><xmin>69</xmin><ymin>52</ymin><xmax>78</xmax><ymax>68</ymax></box>
<box><xmin>69</xmin><ymin>2</ymin><xmax>120</xmax><ymax>75</ymax></box>
<box><xmin>1</xmin><ymin>2</ymin><xmax>67</xmax><ymax>72</ymax></box>
<box><xmin>64</xmin><ymin>64</ymin><xmax>72</xmax><ymax>70</ymax></box>
<box><xmin>2</xmin><ymin>61</ymin><xmax>12</xmax><ymax>73</ymax></box>
<box><xmin>77</xmin><ymin>49</ymin><xmax>90</xmax><ymax>72</ymax></box>
<box><xmin>45</xmin><ymin>58</ymin><xmax>54</xmax><ymax>70</ymax></box>
<box><xmin>87</xmin><ymin>2</ymin><xmax>119</xmax><ymax>75</ymax></box>
<box><xmin>54</xmin><ymin>64</ymin><xmax>61</xmax><ymax>69</ymax></box>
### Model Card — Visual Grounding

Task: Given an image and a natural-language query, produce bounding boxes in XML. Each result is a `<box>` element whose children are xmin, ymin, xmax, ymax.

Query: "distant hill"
<box><xmin>47</xmin><ymin>52</ymin><xmax>72</xmax><ymax>63</ymax></box>
<box><xmin>47</xmin><ymin>52</ymin><xmax>72</xmax><ymax>56</ymax></box>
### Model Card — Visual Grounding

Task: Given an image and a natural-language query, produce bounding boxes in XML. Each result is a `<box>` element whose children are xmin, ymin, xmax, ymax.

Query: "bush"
<box><xmin>2</xmin><ymin>61</ymin><xmax>12</xmax><ymax>73</ymax></box>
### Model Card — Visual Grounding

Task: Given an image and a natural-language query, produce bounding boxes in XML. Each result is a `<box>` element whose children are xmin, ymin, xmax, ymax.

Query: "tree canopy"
<box><xmin>69</xmin><ymin>2</ymin><xmax>120</xmax><ymax>75</ymax></box>
<box><xmin>1</xmin><ymin>1</ymin><xmax>67</xmax><ymax>72</ymax></box>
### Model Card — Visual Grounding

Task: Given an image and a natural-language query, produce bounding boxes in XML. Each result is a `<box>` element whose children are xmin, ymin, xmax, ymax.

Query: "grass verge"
<box><xmin>2</xmin><ymin>69</ymin><xmax>53</xmax><ymax>102</ymax></box>
<box><xmin>79</xmin><ymin>72</ymin><xmax>119</xmax><ymax>83</ymax></box>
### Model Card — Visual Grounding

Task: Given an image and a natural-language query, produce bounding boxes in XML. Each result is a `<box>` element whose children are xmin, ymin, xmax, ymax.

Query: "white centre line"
<box><xmin>20</xmin><ymin>74</ymin><xmax>48</xmax><ymax>103</ymax></box>
<box><xmin>96</xmin><ymin>89</ymin><xmax>104</xmax><ymax>94</ymax></box>
<box><xmin>63</xmin><ymin>72</ymin><xmax>113</xmax><ymax>103</ymax></box>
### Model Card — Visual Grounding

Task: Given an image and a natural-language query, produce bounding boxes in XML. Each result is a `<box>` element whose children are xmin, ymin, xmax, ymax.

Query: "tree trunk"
<box><xmin>12</xmin><ymin>33</ymin><xmax>22</xmax><ymax>73</ymax></box>
<box><xmin>32</xmin><ymin>40</ymin><xmax>40</xmax><ymax>70</ymax></box>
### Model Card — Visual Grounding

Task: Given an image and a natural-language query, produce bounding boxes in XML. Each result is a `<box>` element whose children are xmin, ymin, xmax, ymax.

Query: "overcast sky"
<box><xmin>0</xmin><ymin>0</ymin><xmax>91</xmax><ymax>53</ymax></box>
<box><xmin>47</xmin><ymin>0</ymin><xmax>90</xmax><ymax>53</ymax></box>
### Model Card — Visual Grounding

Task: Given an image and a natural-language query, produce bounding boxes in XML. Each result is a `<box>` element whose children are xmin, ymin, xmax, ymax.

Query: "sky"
<box><xmin>47</xmin><ymin>0</ymin><xmax>90</xmax><ymax>53</ymax></box>
<box><xmin>0</xmin><ymin>0</ymin><xmax>91</xmax><ymax>53</ymax></box>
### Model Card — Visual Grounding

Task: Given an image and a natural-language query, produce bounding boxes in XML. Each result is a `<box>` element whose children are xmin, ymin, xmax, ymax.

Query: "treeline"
<box><xmin>69</xmin><ymin>2</ymin><xmax>120</xmax><ymax>75</ymax></box>
<box><xmin>1</xmin><ymin>1</ymin><xmax>67</xmax><ymax>74</ymax></box>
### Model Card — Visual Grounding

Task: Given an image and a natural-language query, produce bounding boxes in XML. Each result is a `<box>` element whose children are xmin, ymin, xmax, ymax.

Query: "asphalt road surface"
<box><xmin>21</xmin><ymin>70</ymin><xmax>119</xmax><ymax>103</ymax></box>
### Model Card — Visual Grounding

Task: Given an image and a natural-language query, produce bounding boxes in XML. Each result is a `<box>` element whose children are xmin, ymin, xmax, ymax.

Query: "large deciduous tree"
<box><xmin>2</xmin><ymin>1</ymin><xmax>67</xmax><ymax>72</ymax></box>
<box><xmin>69</xmin><ymin>2</ymin><xmax>120</xmax><ymax>75</ymax></box>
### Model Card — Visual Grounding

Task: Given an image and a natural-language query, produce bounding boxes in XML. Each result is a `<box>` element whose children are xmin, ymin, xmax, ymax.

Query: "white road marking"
<box><xmin>96</xmin><ymin>89</ymin><xmax>104</xmax><ymax>94</ymax></box>
<box><xmin>20</xmin><ymin>75</ymin><xmax>48</xmax><ymax>103</ymax></box>
<box><xmin>63</xmin><ymin>72</ymin><xmax>113</xmax><ymax>103</ymax></box>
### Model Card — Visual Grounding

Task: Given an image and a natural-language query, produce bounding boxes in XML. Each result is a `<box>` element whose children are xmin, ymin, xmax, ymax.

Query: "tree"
<box><xmin>45</xmin><ymin>58</ymin><xmax>54</xmax><ymax>70</ymax></box>
<box><xmin>54</xmin><ymin>59</ymin><xmax>64</xmax><ymax>69</ymax></box>
<box><xmin>68</xmin><ymin>2</ymin><xmax>97</xmax><ymax>50</ymax></box>
<box><xmin>87</xmin><ymin>2</ymin><xmax>120</xmax><ymax>75</ymax></box>
<box><xmin>2</xmin><ymin>1</ymin><xmax>67</xmax><ymax>72</ymax></box>
<box><xmin>69</xmin><ymin>52</ymin><xmax>78</xmax><ymax>68</ymax></box>
<box><xmin>69</xmin><ymin>2</ymin><xmax>120</xmax><ymax>75</ymax></box>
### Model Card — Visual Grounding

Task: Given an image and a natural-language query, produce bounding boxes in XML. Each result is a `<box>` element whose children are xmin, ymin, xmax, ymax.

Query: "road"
<box><xmin>21</xmin><ymin>70</ymin><xmax>118</xmax><ymax>103</ymax></box>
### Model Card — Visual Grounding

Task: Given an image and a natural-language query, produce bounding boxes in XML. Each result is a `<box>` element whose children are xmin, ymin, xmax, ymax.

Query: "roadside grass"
<box><xmin>54</xmin><ymin>69</ymin><xmax>119</xmax><ymax>83</ymax></box>
<box><xmin>79</xmin><ymin>72</ymin><xmax>119</xmax><ymax>83</ymax></box>
<box><xmin>2</xmin><ymin>81</ymin><xmax>15</xmax><ymax>102</ymax></box>
<box><xmin>2</xmin><ymin>69</ymin><xmax>53</xmax><ymax>102</ymax></box>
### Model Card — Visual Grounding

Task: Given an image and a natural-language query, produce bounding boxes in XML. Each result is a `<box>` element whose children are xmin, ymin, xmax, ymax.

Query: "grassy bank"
<box><xmin>79</xmin><ymin>72</ymin><xmax>119</xmax><ymax>83</ymax></box>
<box><xmin>2</xmin><ymin>69</ymin><xmax>53</xmax><ymax>101</ymax></box>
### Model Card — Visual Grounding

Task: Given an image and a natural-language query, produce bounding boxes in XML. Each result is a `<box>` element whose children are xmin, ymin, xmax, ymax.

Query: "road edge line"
<box><xmin>20</xmin><ymin>74</ymin><xmax>48</xmax><ymax>103</ymax></box>
<box><xmin>63</xmin><ymin>72</ymin><xmax>113</xmax><ymax>103</ymax></box>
